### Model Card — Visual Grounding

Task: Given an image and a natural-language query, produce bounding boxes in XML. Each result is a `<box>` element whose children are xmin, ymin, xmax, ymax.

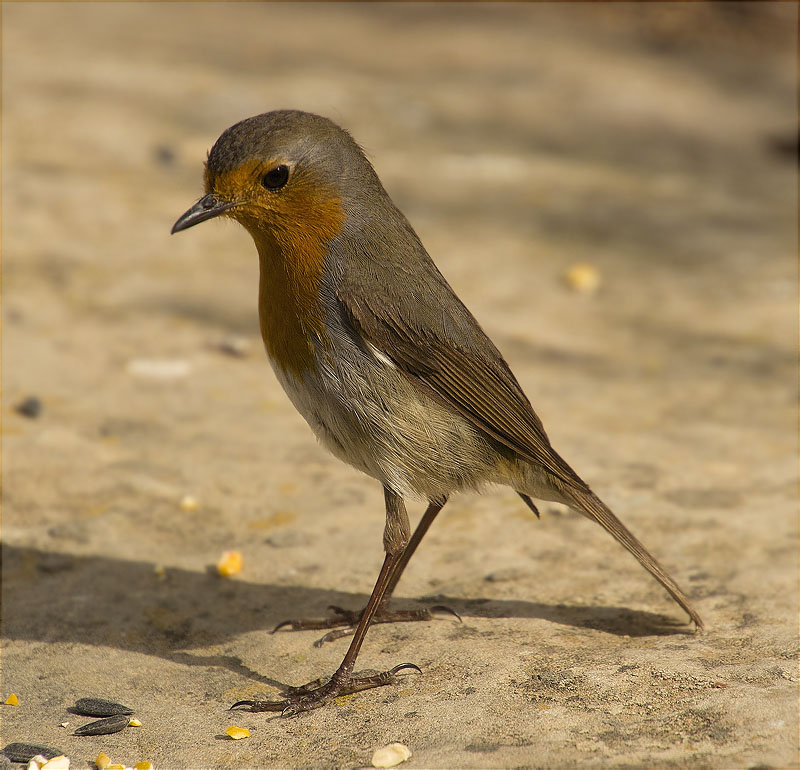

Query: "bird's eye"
<box><xmin>261</xmin><ymin>164</ymin><xmax>289</xmax><ymax>191</ymax></box>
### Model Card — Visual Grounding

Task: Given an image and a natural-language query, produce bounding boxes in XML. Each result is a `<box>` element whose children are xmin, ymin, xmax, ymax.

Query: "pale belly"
<box><xmin>267</xmin><ymin>345</ymin><xmax>512</xmax><ymax>502</ymax></box>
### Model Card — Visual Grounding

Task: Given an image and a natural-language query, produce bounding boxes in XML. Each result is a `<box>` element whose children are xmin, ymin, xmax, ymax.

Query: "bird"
<box><xmin>171</xmin><ymin>109</ymin><xmax>703</xmax><ymax>715</ymax></box>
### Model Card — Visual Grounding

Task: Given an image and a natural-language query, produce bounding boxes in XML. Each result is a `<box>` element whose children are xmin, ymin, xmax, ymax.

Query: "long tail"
<box><xmin>563</xmin><ymin>486</ymin><xmax>704</xmax><ymax>630</ymax></box>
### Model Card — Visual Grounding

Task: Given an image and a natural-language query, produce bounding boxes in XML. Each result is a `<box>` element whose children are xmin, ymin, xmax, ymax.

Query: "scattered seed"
<box><xmin>127</xmin><ymin>719</ymin><xmax>141</xmax><ymax>728</ymax></box>
<box><xmin>4</xmin><ymin>694</ymin><xmax>19</xmax><ymax>706</ymax></box>
<box><xmin>564</xmin><ymin>263</ymin><xmax>601</xmax><ymax>295</ymax></box>
<box><xmin>41</xmin><ymin>757</ymin><xmax>69</xmax><ymax>770</ymax></box>
<box><xmin>73</xmin><ymin>698</ymin><xmax>134</xmax><ymax>717</ymax></box>
<box><xmin>2</xmin><ymin>745</ymin><xmax>61</xmax><ymax>763</ymax></box>
<box><xmin>74</xmin><ymin>715</ymin><xmax>131</xmax><ymax>736</ymax></box>
<box><xmin>95</xmin><ymin>752</ymin><xmax>111</xmax><ymax>770</ymax></box>
<box><xmin>216</xmin><ymin>551</ymin><xmax>243</xmax><ymax>578</ymax></box>
<box><xmin>371</xmin><ymin>743</ymin><xmax>412</xmax><ymax>768</ymax></box>
<box><xmin>59</xmin><ymin>724</ymin><xmax>68</xmax><ymax>729</ymax></box>
<box><xmin>178</xmin><ymin>495</ymin><xmax>198</xmax><ymax>512</ymax></box>
<box><xmin>134</xmin><ymin>762</ymin><xmax>152</xmax><ymax>770</ymax></box>
<box><xmin>27</xmin><ymin>756</ymin><xmax>48</xmax><ymax>770</ymax></box>
<box><xmin>225</xmin><ymin>726</ymin><xmax>249</xmax><ymax>740</ymax></box>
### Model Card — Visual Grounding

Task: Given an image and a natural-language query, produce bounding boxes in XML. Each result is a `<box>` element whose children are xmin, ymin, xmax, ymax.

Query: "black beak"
<box><xmin>171</xmin><ymin>193</ymin><xmax>237</xmax><ymax>234</ymax></box>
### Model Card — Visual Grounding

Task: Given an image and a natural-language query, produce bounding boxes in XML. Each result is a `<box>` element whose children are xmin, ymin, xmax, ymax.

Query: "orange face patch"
<box><xmin>206</xmin><ymin>159</ymin><xmax>346</xmax><ymax>378</ymax></box>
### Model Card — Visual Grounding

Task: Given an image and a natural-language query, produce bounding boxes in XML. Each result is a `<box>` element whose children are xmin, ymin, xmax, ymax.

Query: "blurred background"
<box><xmin>3</xmin><ymin>3</ymin><xmax>797</xmax><ymax>769</ymax></box>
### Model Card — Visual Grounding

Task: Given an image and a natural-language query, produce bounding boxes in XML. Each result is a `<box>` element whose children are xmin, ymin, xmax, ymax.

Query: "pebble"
<box><xmin>15</xmin><ymin>397</ymin><xmax>43</xmax><ymax>419</ymax></box>
<box><xmin>126</xmin><ymin>358</ymin><xmax>191</xmax><ymax>380</ymax></box>
<box><xmin>217</xmin><ymin>336</ymin><xmax>252</xmax><ymax>358</ymax></box>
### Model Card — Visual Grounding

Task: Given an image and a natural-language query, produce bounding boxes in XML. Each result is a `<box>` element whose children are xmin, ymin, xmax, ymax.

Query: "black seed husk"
<box><xmin>73</xmin><ymin>698</ymin><xmax>134</xmax><ymax>717</ymax></box>
<box><xmin>1</xmin><ymin>743</ymin><xmax>61</xmax><ymax>762</ymax></box>
<box><xmin>73</xmin><ymin>715</ymin><xmax>131</xmax><ymax>736</ymax></box>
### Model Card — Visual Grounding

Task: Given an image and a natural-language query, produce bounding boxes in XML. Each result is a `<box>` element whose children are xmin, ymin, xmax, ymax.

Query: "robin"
<box><xmin>171</xmin><ymin>109</ymin><xmax>703</xmax><ymax>716</ymax></box>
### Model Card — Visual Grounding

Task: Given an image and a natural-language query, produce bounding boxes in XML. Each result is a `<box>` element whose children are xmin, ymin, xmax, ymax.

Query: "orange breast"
<box><xmin>248</xmin><ymin>181</ymin><xmax>345</xmax><ymax>378</ymax></box>
<box><xmin>206</xmin><ymin>161</ymin><xmax>346</xmax><ymax>378</ymax></box>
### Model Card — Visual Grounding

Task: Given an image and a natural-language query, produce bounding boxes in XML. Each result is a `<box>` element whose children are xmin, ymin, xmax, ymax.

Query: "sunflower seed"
<box><xmin>73</xmin><ymin>716</ymin><xmax>130</xmax><ymax>736</ymax></box>
<box><xmin>72</xmin><ymin>699</ymin><xmax>133</xmax><ymax>717</ymax></box>
<box><xmin>1</xmin><ymin>744</ymin><xmax>60</xmax><ymax>763</ymax></box>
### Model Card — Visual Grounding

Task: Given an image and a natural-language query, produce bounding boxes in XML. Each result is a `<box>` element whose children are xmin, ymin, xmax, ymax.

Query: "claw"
<box><xmin>327</xmin><ymin>605</ymin><xmax>352</xmax><ymax>617</ymax></box>
<box><xmin>271</xmin><ymin>619</ymin><xmax>294</xmax><ymax>634</ymax></box>
<box><xmin>429</xmin><ymin>604</ymin><xmax>462</xmax><ymax>623</ymax></box>
<box><xmin>230</xmin><ymin>698</ymin><xmax>291</xmax><ymax>713</ymax></box>
<box><xmin>313</xmin><ymin>628</ymin><xmax>354</xmax><ymax>648</ymax></box>
<box><xmin>388</xmin><ymin>662</ymin><xmax>422</xmax><ymax>676</ymax></box>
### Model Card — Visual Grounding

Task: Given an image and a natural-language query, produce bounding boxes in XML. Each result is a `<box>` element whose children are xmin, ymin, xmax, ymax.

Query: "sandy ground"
<box><xmin>2</xmin><ymin>3</ymin><xmax>797</xmax><ymax>769</ymax></box>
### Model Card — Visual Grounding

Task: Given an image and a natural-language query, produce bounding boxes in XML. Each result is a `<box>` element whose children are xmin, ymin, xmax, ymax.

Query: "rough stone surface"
<box><xmin>2</xmin><ymin>4</ymin><xmax>797</xmax><ymax>769</ymax></box>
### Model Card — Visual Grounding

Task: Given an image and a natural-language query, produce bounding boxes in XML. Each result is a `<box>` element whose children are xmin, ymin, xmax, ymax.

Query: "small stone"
<box><xmin>217</xmin><ymin>336</ymin><xmax>252</xmax><ymax>358</ymax></box>
<box><xmin>484</xmin><ymin>566</ymin><xmax>526</xmax><ymax>582</ymax></box>
<box><xmin>15</xmin><ymin>396</ymin><xmax>43</xmax><ymax>418</ymax></box>
<box><xmin>153</xmin><ymin>145</ymin><xmax>175</xmax><ymax>166</ymax></box>
<box><xmin>126</xmin><ymin>358</ymin><xmax>191</xmax><ymax>380</ymax></box>
<box><xmin>371</xmin><ymin>743</ymin><xmax>412</xmax><ymax>768</ymax></box>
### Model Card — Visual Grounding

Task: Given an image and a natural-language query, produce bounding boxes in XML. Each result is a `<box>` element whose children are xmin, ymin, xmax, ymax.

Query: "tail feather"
<box><xmin>565</xmin><ymin>487</ymin><xmax>704</xmax><ymax>630</ymax></box>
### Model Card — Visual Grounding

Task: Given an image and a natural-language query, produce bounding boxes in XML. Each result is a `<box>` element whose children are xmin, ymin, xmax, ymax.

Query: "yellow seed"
<box><xmin>5</xmin><ymin>693</ymin><xmax>19</xmax><ymax>705</ymax></box>
<box><xmin>217</xmin><ymin>550</ymin><xmax>243</xmax><ymax>578</ymax></box>
<box><xmin>95</xmin><ymin>753</ymin><xmax>111</xmax><ymax>770</ymax></box>
<box><xmin>41</xmin><ymin>757</ymin><xmax>69</xmax><ymax>770</ymax></box>
<box><xmin>179</xmin><ymin>495</ymin><xmax>198</xmax><ymax>511</ymax></box>
<box><xmin>134</xmin><ymin>762</ymin><xmax>152</xmax><ymax>770</ymax></box>
<box><xmin>105</xmin><ymin>765</ymin><xmax>126</xmax><ymax>770</ymax></box>
<box><xmin>371</xmin><ymin>743</ymin><xmax>412</xmax><ymax>768</ymax></box>
<box><xmin>564</xmin><ymin>263</ymin><xmax>601</xmax><ymax>294</ymax></box>
<box><xmin>128</xmin><ymin>718</ymin><xmax>142</xmax><ymax>727</ymax></box>
<box><xmin>225</xmin><ymin>725</ymin><xmax>250</xmax><ymax>740</ymax></box>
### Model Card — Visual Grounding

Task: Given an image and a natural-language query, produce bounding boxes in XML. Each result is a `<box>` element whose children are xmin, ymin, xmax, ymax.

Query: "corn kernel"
<box><xmin>217</xmin><ymin>550</ymin><xmax>243</xmax><ymax>577</ymax></box>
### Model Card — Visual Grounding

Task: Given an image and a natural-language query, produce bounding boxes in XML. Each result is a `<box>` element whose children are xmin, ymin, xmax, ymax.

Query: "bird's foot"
<box><xmin>273</xmin><ymin>604</ymin><xmax>461</xmax><ymax>646</ymax></box>
<box><xmin>230</xmin><ymin>662</ymin><xmax>421</xmax><ymax>716</ymax></box>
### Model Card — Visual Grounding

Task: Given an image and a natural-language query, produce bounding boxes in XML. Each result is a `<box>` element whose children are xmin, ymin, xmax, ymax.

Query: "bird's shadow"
<box><xmin>2</xmin><ymin>544</ymin><xmax>693</xmax><ymax>688</ymax></box>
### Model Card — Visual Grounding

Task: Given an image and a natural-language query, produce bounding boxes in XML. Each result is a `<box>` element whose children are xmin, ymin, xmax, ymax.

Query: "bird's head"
<box><xmin>171</xmin><ymin>110</ymin><xmax>380</xmax><ymax>251</ymax></box>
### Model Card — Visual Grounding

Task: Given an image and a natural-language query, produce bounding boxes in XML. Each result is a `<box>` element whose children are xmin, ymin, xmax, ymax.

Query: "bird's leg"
<box><xmin>273</xmin><ymin>497</ymin><xmax>456</xmax><ymax>645</ymax></box>
<box><xmin>232</xmin><ymin>488</ymin><xmax>421</xmax><ymax>715</ymax></box>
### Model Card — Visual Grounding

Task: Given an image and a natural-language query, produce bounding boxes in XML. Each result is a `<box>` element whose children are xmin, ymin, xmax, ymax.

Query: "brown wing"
<box><xmin>338</xmin><ymin>284</ymin><xmax>587</xmax><ymax>493</ymax></box>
